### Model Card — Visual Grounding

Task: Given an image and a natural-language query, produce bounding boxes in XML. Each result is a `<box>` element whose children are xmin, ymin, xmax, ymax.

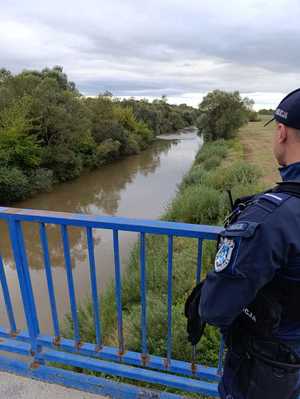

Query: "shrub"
<box><xmin>42</xmin><ymin>146</ymin><xmax>83</xmax><ymax>182</ymax></box>
<box><xmin>203</xmin><ymin>161</ymin><xmax>261</xmax><ymax>191</ymax></box>
<box><xmin>122</xmin><ymin>134</ymin><xmax>140</xmax><ymax>155</ymax></box>
<box><xmin>165</xmin><ymin>185</ymin><xmax>221</xmax><ymax>225</ymax></box>
<box><xmin>180</xmin><ymin>165</ymin><xmax>209</xmax><ymax>188</ymax></box>
<box><xmin>28</xmin><ymin>168</ymin><xmax>53</xmax><ymax>194</ymax></box>
<box><xmin>96</xmin><ymin>139</ymin><xmax>121</xmax><ymax>165</ymax></box>
<box><xmin>231</xmin><ymin>182</ymin><xmax>263</xmax><ymax>201</ymax></box>
<box><xmin>247</xmin><ymin>110</ymin><xmax>261</xmax><ymax>122</ymax></box>
<box><xmin>0</xmin><ymin>167</ymin><xmax>30</xmax><ymax>203</ymax></box>
<box><xmin>201</xmin><ymin>155</ymin><xmax>222</xmax><ymax>170</ymax></box>
<box><xmin>225</xmin><ymin>161</ymin><xmax>261</xmax><ymax>186</ymax></box>
<box><xmin>123</xmin><ymin>298</ymin><xmax>196</xmax><ymax>361</ymax></box>
<box><xmin>121</xmin><ymin>235</ymin><xmax>202</xmax><ymax>310</ymax></box>
<box><xmin>197</xmin><ymin>90</ymin><xmax>249</xmax><ymax>141</ymax></box>
<box><xmin>195</xmin><ymin>140</ymin><xmax>228</xmax><ymax>164</ymax></box>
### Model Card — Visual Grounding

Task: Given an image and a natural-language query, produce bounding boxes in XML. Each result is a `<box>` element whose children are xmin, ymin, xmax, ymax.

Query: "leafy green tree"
<box><xmin>197</xmin><ymin>90</ymin><xmax>249</xmax><ymax>141</ymax></box>
<box><xmin>0</xmin><ymin>97</ymin><xmax>42</xmax><ymax>169</ymax></box>
<box><xmin>0</xmin><ymin>68</ymin><xmax>12</xmax><ymax>84</ymax></box>
<box><xmin>258</xmin><ymin>109</ymin><xmax>274</xmax><ymax>115</ymax></box>
<box><xmin>0</xmin><ymin>66</ymin><xmax>196</xmax><ymax>203</ymax></box>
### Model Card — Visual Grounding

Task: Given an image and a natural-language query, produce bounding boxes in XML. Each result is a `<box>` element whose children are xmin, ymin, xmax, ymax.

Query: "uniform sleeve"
<box><xmin>199</xmin><ymin>203</ymin><xmax>289</xmax><ymax>330</ymax></box>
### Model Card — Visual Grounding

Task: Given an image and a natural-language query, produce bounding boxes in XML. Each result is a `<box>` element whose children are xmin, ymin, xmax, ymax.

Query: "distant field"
<box><xmin>238</xmin><ymin>115</ymin><xmax>280</xmax><ymax>187</ymax></box>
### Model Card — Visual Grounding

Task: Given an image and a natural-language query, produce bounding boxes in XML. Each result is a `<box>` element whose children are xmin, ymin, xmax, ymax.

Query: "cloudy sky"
<box><xmin>1</xmin><ymin>0</ymin><xmax>299</xmax><ymax>109</ymax></box>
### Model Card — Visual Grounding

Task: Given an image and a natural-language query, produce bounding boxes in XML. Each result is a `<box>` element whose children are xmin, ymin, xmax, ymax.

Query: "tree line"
<box><xmin>0</xmin><ymin>65</ymin><xmax>260</xmax><ymax>204</ymax></box>
<box><xmin>0</xmin><ymin>66</ymin><xmax>197</xmax><ymax>203</ymax></box>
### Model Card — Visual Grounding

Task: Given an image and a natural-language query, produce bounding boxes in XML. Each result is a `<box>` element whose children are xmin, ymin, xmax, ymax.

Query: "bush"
<box><xmin>231</xmin><ymin>182</ymin><xmax>263</xmax><ymax>201</ymax></box>
<box><xmin>0</xmin><ymin>167</ymin><xmax>30</xmax><ymax>203</ymax></box>
<box><xmin>180</xmin><ymin>165</ymin><xmax>209</xmax><ymax>188</ymax></box>
<box><xmin>121</xmin><ymin>134</ymin><xmax>140</xmax><ymax>155</ymax></box>
<box><xmin>195</xmin><ymin>140</ymin><xmax>228</xmax><ymax>164</ymax></box>
<box><xmin>197</xmin><ymin>90</ymin><xmax>249</xmax><ymax>141</ymax></box>
<box><xmin>225</xmin><ymin>161</ymin><xmax>261</xmax><ymax>187</ymax></box>
<box><xmin>165</xmin><ymin>185</ymin><xmax>221</xmax><ymax>225</ymax></box>
<box><xmin>201</xmin><ymin>155</ymin><xmax>222</xmax><ymax>170</ymax></box>
<box><xmin>247</xmin><ymin>110</ymin><xmax>261</xmax><ymax>122</ymax></box>
<box><xmin>123</xmin><ymin>298</ymin><xmax>197</xmax><ymax>361</ymax></box>
<box><xmin>96</xmin><ymin>139</ymin><xmax>121</xmax><ymax>165</ymax></box>
<box><xmin>28</xmin><ymin>168</ymin><xmax>53</xmax><ymax>194</ymax></box>
<box><xmin>204</xmin><ymin>161</ymin><xmax>261</xmax><ymax>191</ymax></box>
<box><xmin>42</xmin><ymin>146</ymin><xmax>83</xmax><ymax>182</ymax></box>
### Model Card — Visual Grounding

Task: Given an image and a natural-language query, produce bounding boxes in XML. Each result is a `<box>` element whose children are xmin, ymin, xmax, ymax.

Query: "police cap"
<box><xmin>264</xmin><ymin>88</ymin><xmax>300</xmax><ymax>129</ymax></box>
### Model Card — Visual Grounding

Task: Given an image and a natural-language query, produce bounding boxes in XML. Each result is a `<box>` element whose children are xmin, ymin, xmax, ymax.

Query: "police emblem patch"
<box><xmin>214</xmin><ymin>238</ymin><xmax>235</xmax><ymax>272</ymax></box>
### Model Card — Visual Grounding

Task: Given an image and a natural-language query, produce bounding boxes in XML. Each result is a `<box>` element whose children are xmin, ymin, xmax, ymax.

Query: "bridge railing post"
<box><xmin>0</xmin><ymin>208</ymin><xmax>223</xmax><ymax>397</ymax></box>
<box><xmin>8</xmin><ymin>219</ymin><xmax>40</xmax><ymax>355</ymax></box>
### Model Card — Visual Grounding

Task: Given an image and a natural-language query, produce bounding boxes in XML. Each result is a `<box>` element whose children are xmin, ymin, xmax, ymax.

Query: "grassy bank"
<box><xmin>238</xmin><ymin>115</ymin><xmax>279</xmax><ymax>186</ymax></box>
<box><xmin>64</xmin><ymin>129</ymin><xmax>263</xmax><ymax>372</ymax></box>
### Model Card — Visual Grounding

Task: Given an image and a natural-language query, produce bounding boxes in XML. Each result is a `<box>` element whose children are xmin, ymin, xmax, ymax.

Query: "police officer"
<box><xmin>196</xmin><ymin>89</ymin><xmax>300</xmax><ymax>399</ymax></box>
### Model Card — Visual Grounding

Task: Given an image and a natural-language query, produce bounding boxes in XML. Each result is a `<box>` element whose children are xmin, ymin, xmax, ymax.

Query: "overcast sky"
<box><xmin>1</xmin><ymin>0</ymin><xmax>299</xmax><ymax>109</ymax></box>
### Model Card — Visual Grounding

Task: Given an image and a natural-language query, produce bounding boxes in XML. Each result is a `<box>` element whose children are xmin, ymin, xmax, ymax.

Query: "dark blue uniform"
<box><xmin>200</xmin><ymin>162</ymin><xmax>300</xmax><ymax>399</ymax></box>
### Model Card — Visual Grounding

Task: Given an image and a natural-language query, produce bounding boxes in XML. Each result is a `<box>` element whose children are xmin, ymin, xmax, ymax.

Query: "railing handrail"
<box><xmin>0</xmin><ymin>207</ymin><xmax>222</xmax><ymax>238</ymax></box>
<box><xmin>0</xmin><ymin>207</ymin><xmax>223</xmax><ymax>398</ymax></box>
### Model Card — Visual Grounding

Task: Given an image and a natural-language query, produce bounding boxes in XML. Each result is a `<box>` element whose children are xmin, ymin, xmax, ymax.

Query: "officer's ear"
<box><xmin>277</xmin><ymin>123</ymin><xmax>288</xmax><ymax>144</ymax></box>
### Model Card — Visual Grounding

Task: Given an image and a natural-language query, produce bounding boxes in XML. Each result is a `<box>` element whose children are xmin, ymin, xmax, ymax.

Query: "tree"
<box><xmin>0</xmin><ymin>69</ymin><xmax>12</xmax><ymax>84</ymax></box>
<box><xmin>197</xmin><ymin>90</ymin><xmax>250</xmax><ymax>141</ymax></box>
<box><xmin>0</xmin><ymin>97</ymin><xmax>42</xmax><ymax>169</ymax></box>
<box><xmin>258</xmin><ymin>109</ymin><xmax>274</xmax><ymax>115</ymax></box>
<box><xmin>0</xmin><ymin>66</ymin><xmax>197</xmax><ymax>203</ymax></box>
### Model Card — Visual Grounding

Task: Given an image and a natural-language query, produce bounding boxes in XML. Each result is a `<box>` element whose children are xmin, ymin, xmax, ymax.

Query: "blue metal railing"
<box><xmin>0</xmin><ymin>207</ymin><xmax>223</xmax><ymax>398</ymax></box>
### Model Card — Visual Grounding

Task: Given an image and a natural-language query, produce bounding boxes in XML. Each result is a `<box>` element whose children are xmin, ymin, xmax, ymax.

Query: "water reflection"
<box><xmin>0</xmin><ymin>128</ymin><xmax>201</xmax><ymax>333</ymax></box>
<box><xmin>0</xmin><ymin>140</ymin><xmax>174</xmax><ymax>270</ymax></box>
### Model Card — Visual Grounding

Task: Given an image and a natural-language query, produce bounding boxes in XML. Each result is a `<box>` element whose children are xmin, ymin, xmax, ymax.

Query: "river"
<box><xmin>0</xmin><ymin>127</ymin><xmax>202</xmax><ymax>335</ymax></box>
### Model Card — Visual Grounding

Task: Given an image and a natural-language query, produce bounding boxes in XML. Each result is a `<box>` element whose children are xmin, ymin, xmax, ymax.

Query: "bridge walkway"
<box><xmin>0</xmin><ymin>370</ymin><xmax>106</xmax><ymax>399</ymax></box>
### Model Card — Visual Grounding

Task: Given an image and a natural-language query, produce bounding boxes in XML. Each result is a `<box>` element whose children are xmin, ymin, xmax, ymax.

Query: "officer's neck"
<box><xmin>279</xmin><ymin>161</ymin><xmax>300</xmax><ymax>182</ymax></box>
<box><xmin>284</xmin><ymin>152</ymin><xmax>300</xmax><ymax>167</ymax></box>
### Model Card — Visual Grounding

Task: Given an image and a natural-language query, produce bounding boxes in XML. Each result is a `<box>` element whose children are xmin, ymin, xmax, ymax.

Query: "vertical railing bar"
<box><xmin>140</xmin><ymin>232</ymin><xmax>148</xmax><ymax>359</ymax></box>
<box><xmin>61</xmin><ymin>225</ymin><xmax>80</xmax><ymax>346</ymax></box>
<box><xmin>112</xmin><ymin>230</ymin><xmax>124</xmax><ymax>355</ymax></box>
<box><xmin>8</xmin><ymin>219</ymin><xmax>39</xmax><ymax>354</ymax></box>
<box><xmin>39</xmin><ymin>223</ymin><xmax>60</xmax><ymax>342</ymax></box>
<box><xmin>217</xmin><ymin>337</ymin><xmax>225</xmax><ymax>375</ymax></box>
<box><xmin>166</xmin><ymin>235</ymin><xmax>173</xmax><ymax>367</ymax></box>
<box><xmin>196</xmin><ymin>238</ymin><xmax>203</xmax><ymax>284</ymax></box>
<box><xmin>86</xmin><ymin>227</ymin><xmax>102</xmax><ymax>349</ymax></box>
<box><xmin>0</xmin><ymin>254</ymin><xmax>17</xmax><ymax>334</ymax></box>
<box><xmin>15</xmin><ymin>221</ymin><xmax>40</xmax><ymax>338</ymax></box>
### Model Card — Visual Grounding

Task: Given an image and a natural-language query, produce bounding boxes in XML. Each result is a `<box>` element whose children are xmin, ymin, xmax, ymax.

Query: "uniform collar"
<box><xmin>279</xmin><ymin>161</ymin><xmax>300</xmax><ymax>182</ymax></box>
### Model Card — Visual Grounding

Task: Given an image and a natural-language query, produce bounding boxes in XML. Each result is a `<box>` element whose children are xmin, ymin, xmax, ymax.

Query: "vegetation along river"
<box><xmin>0</xmin><ymin>127</ymin><xmax>202</xmax><ymax>334</ymax></box>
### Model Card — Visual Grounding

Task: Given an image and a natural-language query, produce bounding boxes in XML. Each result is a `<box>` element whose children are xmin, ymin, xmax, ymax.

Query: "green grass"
<box><xmin>238</xmin><ymin>116</ymin><xmax>279</xmax><ymax>186</ymax></box>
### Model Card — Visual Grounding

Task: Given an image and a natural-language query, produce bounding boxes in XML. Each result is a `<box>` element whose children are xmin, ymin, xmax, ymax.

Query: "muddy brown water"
<box><xmin>0</xmin><ymin>127</ymin><xmax>202</xmax><ymax>335</ymax></box>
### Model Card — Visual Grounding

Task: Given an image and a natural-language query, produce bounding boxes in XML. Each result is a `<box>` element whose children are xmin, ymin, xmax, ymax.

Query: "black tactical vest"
<box><xmin>231</xmin><ymin>182</ymin><xmax>300</xmax><ymax>337</ymax></box>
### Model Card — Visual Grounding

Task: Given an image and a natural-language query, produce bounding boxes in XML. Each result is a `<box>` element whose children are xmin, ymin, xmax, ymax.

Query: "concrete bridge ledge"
<box><xmin>0</xmin><ymin>370</ymin><xmax>107</xmax><ymax>399</ymax></box>
<box><xmin>0</xmin><ymin>355</ymin><xmax>192</xmax><ymax>399</ymax></box>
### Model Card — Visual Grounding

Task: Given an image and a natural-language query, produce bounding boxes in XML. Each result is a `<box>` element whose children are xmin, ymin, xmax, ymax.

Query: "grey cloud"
<box><xmin>1</xmin><ymin>0</ymin><xmax>300</xmax><ymax>103</ymax></box>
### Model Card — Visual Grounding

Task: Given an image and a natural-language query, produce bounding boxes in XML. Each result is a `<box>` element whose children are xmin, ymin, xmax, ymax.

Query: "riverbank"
<box><xmin>64</xmin><ymin>122</ymin><xmax>263</xmax><ymax>369</ymax></box>
<box><xmin>0</xmin><ymin>68</ymin><xmax>198</xmax><ymax>205</ymax></box>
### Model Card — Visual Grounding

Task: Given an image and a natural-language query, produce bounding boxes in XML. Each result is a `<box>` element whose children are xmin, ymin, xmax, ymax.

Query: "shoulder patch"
<box><xmin>221</xmin><ymin>221</ymin><xmax>259</xmax><ymax>238</ymax></box>
<box><xmin>259</xmin><ymin>192</ymin><xmax>291</xmax><ymax>206</ymax></box>
<box><xmin>226</xmin><ymin>222</ymin><xmax>249</xmax><ymax>232</ymax></box>
<box><xmin>215</xmin><ymin>238</ymin><xmax>235</xmax><ymax>272</ymax></box>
